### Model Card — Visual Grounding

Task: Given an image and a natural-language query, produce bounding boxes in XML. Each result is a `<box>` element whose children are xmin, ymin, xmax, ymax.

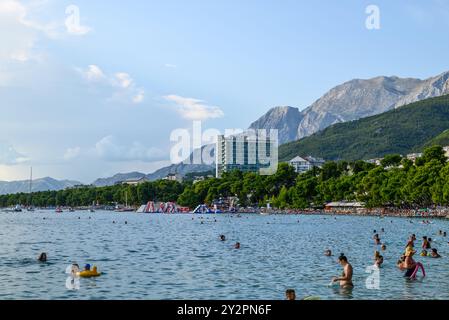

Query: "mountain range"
<box><xmin>279</xmin><ymin>94</ymin><xmax>449</xmax><ymax>161</ymax></box>
<box><xmin>250</xmin><ymin>71</ymin><xmax>449</xmax><ymax>144</ymax></box>
<box><xmin>0</xmin><ymin>177</ymin><xmax>81</xmax><ymax>196</ymax></box>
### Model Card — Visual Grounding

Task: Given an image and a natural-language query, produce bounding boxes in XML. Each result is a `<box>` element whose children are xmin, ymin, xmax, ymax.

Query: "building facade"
<box><xmin>216</xmin><ymin>134</ymin><xmax>277</xmax><ymax>178</ymax></box>
<box><xmin>289</xmin><ymin>156</ymin><xmax>325</xmax><ymax>174</ymax></box>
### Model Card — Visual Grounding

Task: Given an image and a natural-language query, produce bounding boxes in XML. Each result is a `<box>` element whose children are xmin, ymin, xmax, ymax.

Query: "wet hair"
<box><xmin>338</xmin><ymin>254</ymin><xmax>348</xmax><ymax>262</ymax></box>
<box><xmin>286</xmin><ymin>289</ymin><xmax>295</xmax><ymax>295</ymax></box>
<box><xmin>432</xmin><ymin>248</ymin><xmax>438</xmax><ymax>253</ymax></box>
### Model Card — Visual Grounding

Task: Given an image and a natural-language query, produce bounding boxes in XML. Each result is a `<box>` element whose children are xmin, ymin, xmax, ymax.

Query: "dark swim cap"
<box><xmin>85</xmin><ymin>264</ymin><xmax>91</xmax><ymax>270</ymax></box>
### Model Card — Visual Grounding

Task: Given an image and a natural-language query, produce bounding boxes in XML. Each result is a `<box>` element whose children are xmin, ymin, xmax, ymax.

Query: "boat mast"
<box><xmin>29</xmin><ymin>167</ymin><xmax>33</xmax><ymax>206</ymax></box>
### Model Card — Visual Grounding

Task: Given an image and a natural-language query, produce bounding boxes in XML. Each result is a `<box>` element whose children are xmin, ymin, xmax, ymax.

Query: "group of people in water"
<box><xmin>219</xmin><ymin>234</ymin><xmax>241</xmax><ymax>249</ymax></box>
<box><xmin>286</xmin><ymin>222</ymin><xmax>447</xmax><ymax>300</ymax></box>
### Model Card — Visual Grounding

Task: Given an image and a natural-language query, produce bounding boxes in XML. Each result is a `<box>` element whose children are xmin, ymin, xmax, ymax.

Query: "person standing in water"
<box><xmin>332</xmin><ymin>254</ymin><xmax>354</xmax><ymax>288</ymax></box>
<box><xmin>397</xmin><ymin>247</ymin><xmax>417</xmax><ymax>278</ymax></box>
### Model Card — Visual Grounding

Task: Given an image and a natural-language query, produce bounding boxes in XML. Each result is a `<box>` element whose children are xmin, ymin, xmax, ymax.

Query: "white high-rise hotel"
<box><xmin>216</xmin><ymin>131</ymin><xmax>278</xmax><ymax>178</ymax></box>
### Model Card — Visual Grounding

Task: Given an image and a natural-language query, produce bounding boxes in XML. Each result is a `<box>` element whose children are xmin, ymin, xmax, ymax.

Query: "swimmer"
<box><xmin>37</xmin><ymin>252</ymin><xmax>47</xmax><ymax>262</ymax></box>
<box><xmin>234</xmin><ymin>242</ymin><xmax>241</xmax><ymax>249</ymax></box>
<box><xmin>332</xmin><ymin>254</ymin><xmax>354</xmax><ymax>289</ymax></box>
<box><xmin>420</xmin><ymin>249</ymin><xmax>428</xmax><ymax>257</ymax></box>
<box><xmin>375</xmin><ymin>255</ymin><xmax>384</xmax><ymax>268</ymax></box>
<box><xmin>431</xmin><ymin>248</ymin><xmax>441</xmax><ymax>258</ymax></box>
<box><xmin>375</xmin><ymin>238</ymin><xmax>381</xmax><ymax>245</ymax></box>
<box><xmin>285</xmin><ymin>289</ymin><xmax>296</xmax><ymax>300</ymax></box>
<box><xmin>398</xmin><ymin>247</ymin><xmax>417</xmax><ymax>278</ymax></box>
<box><xmin>84</xmin><ymin>264</ymin><xmax>91</xmax><ymax>272</ymax></box>
<box><xmin>374</xmin><ymin>251</ymin><xmax>381</xmax><ymax>260</ymax></box>
<box><xmin>444</xmin><ymin>232</ymin><xmax>447</xmax><ymax>237</ymax></box>
<box><xmin>381</xmin><ymin>244</ymin><xmax>387</xmax><ymax>251</ymax></box>
<box><xmin>219</xmin><ymin>235</ymin><xmax>226</xmax><ymax>241</ymax></box>
<box><xmin>422</xmin><ymin>236</ymin><xmax>430</xmax><ymax>249</ymax></box>
<box><xmin>381</xmin><ymin>228</ymin><xmax>385</xmax><ymax>233</ymax></box>
<box><xmin>324</xmin><ymin>249</ymin><xmax>332</xmax><ymax>256</ymax></box>
<box><xmin>428</xmin><ymin>238</ymin><xmax>433</xmax><ymax>248</ymax></box>
<box><xmin>125</xmin><ymin>221</ymin><xmax>128</xmax><ymax>224</ymax></box>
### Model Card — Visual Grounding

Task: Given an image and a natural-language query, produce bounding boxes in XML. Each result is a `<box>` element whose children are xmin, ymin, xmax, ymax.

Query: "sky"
<box><xmin>1</xmin><ymin>0</ymin><xmax>449</xmax><ymax>183</ymax></box>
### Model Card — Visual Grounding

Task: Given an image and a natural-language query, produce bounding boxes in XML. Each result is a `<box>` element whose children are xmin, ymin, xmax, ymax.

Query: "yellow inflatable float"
<box><xmin>77</xmin><ymin>265</ymin><xmax>101</xmax><ymax>278</ymax></box>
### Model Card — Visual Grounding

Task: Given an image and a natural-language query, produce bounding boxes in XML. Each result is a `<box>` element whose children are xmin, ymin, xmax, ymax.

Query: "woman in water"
<box><xmin>422</xmin><ymin>236</ymin><xmax>430</xmax><ymax>249</ymax></box>
<box><xmin>397</xmin><ymin>247</ymin><xmax>417</xmax><ymax>278</ymax></box>
<box><xmin>37</xmin><ymin>252</ymin><xmax>47</xmax><ymax>262</ymax></box>
<box><xmin>332</xmin><ymin>254</ymin><xmax>354</xmax><ymax>289</ymax></box>
<box><xmin>430</xmin><ymin>248</ymin><xmax>441</xmax><ymax>258</ymax></box>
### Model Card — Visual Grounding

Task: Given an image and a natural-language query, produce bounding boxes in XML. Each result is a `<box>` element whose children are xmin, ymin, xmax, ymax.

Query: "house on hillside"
<box><xmin>121</xmin><ymin>177</ymin><xmax>149</xmax><ymax>186</ymax></box>
<box><xmin>289</xmin><ymin>156</ymin><xmax>325</xmax><ymax>174</ymax></box>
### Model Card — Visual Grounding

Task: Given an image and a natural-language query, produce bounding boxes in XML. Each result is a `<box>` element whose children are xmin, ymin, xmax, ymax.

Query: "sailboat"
<box><xmin>27</xmin><ymin>167</ymin><xmax>35</xmax><ymax>212</ymax></box>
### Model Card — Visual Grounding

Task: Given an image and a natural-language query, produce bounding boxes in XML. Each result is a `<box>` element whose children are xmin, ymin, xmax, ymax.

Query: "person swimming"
<box><xmin>285</xmin><ymin>289</ymin><xmax>296</xmax><ymax>300</ymax></box>
<box><xmin>332</xmin><ymin>254</ymin><xmax>354</xmax><ymax>289</ymax></box>
<box><xmin>37</xmin><ymin>252</ymin><xmax>47</xmax><ymax>262</ymax></box>
<box><xmin>219</xmin><ymin>235</ymin><xmax>226</xmax><ymax>241</ymax></box>
<box><xmin>381</xmin><ymin>244</ymin><xmax>387</xmax><ymax>251</ymax></box>
<box><xmin>324</xmin><ymin>249</ymin><xmax>332</xmax><ymax>256</ymax></box>
<box><xmin>420</xmin><ymin>249</ymin><xmax>428</xmax><ymax>257</ymax></box>
<box><xmin>431</xmin><ymin>248</ymin><xmax>441</xmax><ymax>258</ymax></box>
<box><xmin>375</xmin><ymin>255</ymin><xmax>384</xmax><ymax>268</ymax></box>
<box><xmin>234</xmin><ymin>242</ymin><xmax>240</xmax><ymax>249</ymax></box>
<box><xmin>397</xmin><ymin>246</ymin><xmax>417</xmax><ymax>278</ymax></box>
<box><xmin>84</xmin><ymin>263</ymin><xmax>91</xmax><ymax>271</ymax></box>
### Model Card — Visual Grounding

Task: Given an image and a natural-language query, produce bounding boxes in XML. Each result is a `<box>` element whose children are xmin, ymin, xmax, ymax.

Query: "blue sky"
<box><xmin>1</xmin><ymin>0</ymin><xmax>449</xmax><ymax>183</ymax></box>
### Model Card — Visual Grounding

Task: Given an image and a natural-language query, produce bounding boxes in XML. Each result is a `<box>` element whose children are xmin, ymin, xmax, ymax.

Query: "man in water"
<box><xmin>285</xmin><ymin>289</ymin><xmax>296</xmax><ymax>300</ymax></box>
<box><xmin>234</xmin><ymin>242</ymin><xmax>241</xmax><ymax>249</ymax></box>
<box><xmin>219</xmin><ymin>235</ymin><xmax>226</xmax><ymax>241</ymax></box>
<box><xmin>397</xmin><ymin>247</ymin><xmax>417</xmax><ymax>278</ymax></box>
<box><xmin>332</xmin><ymin>254</ymin><xmax>354</xmax><ymax>289</ymax></box>
<box><xmin>324</xmin><ymin>249</ymin><xmax>332</xmax><ymax>256</ymax></box>
<box><xmin>38</xmin><ymin>252</ymin><xmax>47</xmax><ymax>262</ymax></box>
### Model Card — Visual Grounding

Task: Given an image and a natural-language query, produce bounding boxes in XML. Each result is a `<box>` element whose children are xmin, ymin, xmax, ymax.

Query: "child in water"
<box><xmin>285</xmin><ymin>289</ymin><xmax>296</xmax><ymax>300</ymax></box>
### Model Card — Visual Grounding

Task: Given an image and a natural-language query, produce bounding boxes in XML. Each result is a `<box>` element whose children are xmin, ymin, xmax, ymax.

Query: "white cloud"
<box><xmin>95</xmin><ymin>136</ymin><xmax>165</xmax><ymax>162</ymax></box>
<box><xmin>114</xmin><ymin>72</ymin><xmax>133</xmax><ymax>88</ymax></box>
<box><xmin>79</xmin><ymin>65</ymin><xmax>145</xmax><ymax>104</ymax></box>
<box><xmin>132</xmin><ymin>89</ymin><xmax>145</xmax><ymax>104</ymax></box>
<box><xmin>164</xmin><ymin>95</ymin><xmax>224</xmax><ymax>120</ymax></box>
<box><xmin>0</xmin><ymin>0</ymin><xmax>62</xmax><ymax>63</ymax></box>
<box><xmin>0</xmin><ymin>142</ymin><xmax>29</xmax><ymax>165</ymax></box>
<box><xmin>81</xmin><ymin>64</ymin><xmax>106</xmax><ymax>82</ymax></box>
<box><xmin>63</xmin><ymin>146</ymin><xmax>81</xmax><ymax>160</ymax></box>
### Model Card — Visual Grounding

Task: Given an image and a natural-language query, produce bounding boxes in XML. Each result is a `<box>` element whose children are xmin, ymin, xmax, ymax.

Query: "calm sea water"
<box><xmin>0</xmin><ymin>210</ymin><xmax>448</xmax><ymax>300</ymax></box>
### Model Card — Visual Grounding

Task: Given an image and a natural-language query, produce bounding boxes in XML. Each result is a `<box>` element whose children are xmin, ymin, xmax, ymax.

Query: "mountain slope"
<box><xmin>251</xmin><ymin>71</ymin><xmax>449</xmax><ymax>142</ymax></box>
<box><xmin>0</xmin><ymin>177</ymin><xmax>81</xmax><ymax>195</ymax></box>
<box><xmin>423</xmin><ymin>129</ymin><xmax>449</xmax><ymax>148</ymax></box>
<box><xmin>279</xmin><ymin>95</ymin><xmax>449</xmax><ymax>162</ymax></box>
<box><xmin>249</xmin><ymin>106</ymin><xmax>303</xmax><ymax>144</ymax></box>
<box><xmin>92</xmin><ymin>172</ymin><xmax>147</xmax><ymax>187</ymax></box>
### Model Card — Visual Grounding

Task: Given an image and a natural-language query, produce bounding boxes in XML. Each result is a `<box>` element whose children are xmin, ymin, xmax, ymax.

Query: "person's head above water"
<box><xmin>84</xmin><ymin>264</ymin><xmax>91</xmax><ymax>271</ymax></box>
<box><xmin>338</xmin><ymin>254</ymin><xmax>348</xmax><ymax>265</ymax></box>
<box><xmin>38</xmin><ymin>252</ymin><xmax>47</xmax><ymax>262</ymax></box>
<box><xmin>285</xmin><ymin>289</ymin><xmax>296</xmax><ymax>300</ymax></box>
<box><xmin>324</xmin><ymin>249</ymin><xmax>332</xmax><ymax>256</ymax></box>
<box><xmin>234</xmin><ymin>242</ymin><xmax>240</xmax><ymax>249</ymax></box>
<box><xmin>220</xmin><ymin>235</ymin><xmax>226</xmax><ymax>241</ymax></box>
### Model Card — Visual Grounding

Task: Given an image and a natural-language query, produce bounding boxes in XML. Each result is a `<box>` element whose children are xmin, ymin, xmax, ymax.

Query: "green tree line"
<box><xmin>1</xmin><ymin>146</ymin><xmax>449</xmax><ymax>210</ymax></box>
